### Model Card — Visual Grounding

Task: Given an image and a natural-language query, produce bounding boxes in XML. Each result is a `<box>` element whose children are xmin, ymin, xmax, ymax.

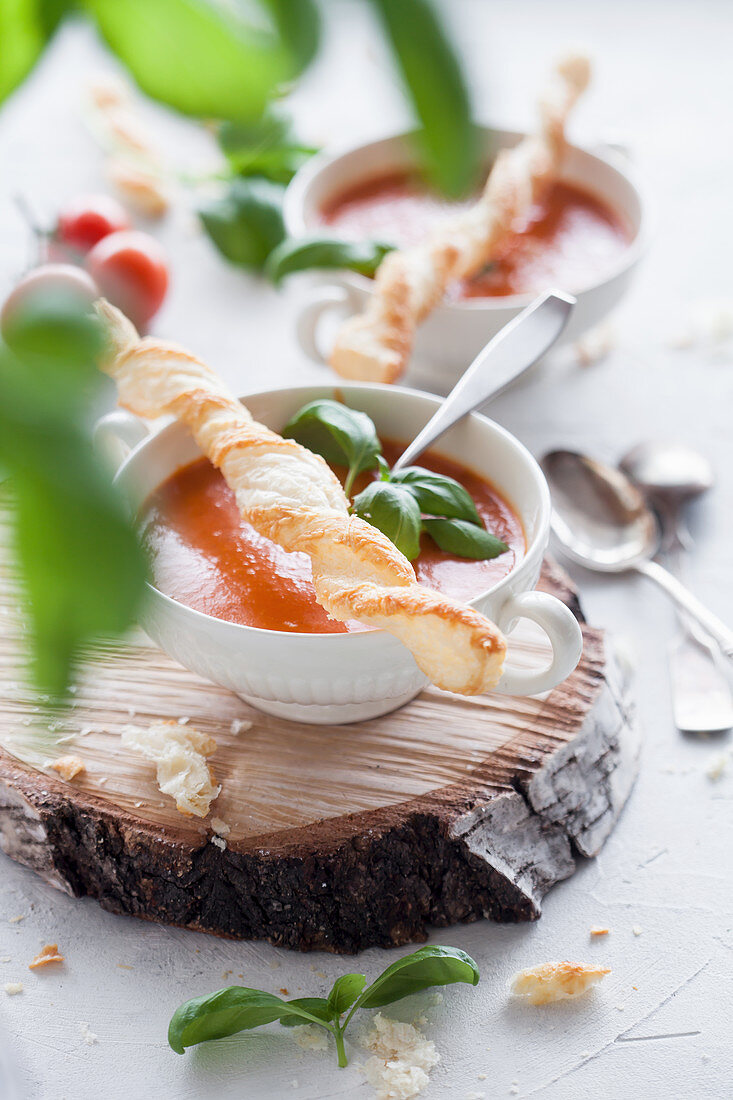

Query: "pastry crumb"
<box><xmin>574</xmin><ymin>322</ymin><xmax>616</xmax><ymax>367</ymax></box>
<box><xmin>706</xmin><ymin>751</ymin><xmax>729</xmax><ymax>781</ymax></box>
<box><xmin>292</xmin><ymin>1024</ymin><xmax>329</xmax><ymax>1052</ymax></box>
<box><xmin>210</xmin><ymin>817</ymin><xmax>230</xmax><ymax>838</ymax></box>
<box><xmin>48</xmin><ymin>755</ymin><xmax>86</xmax><ymax>781</ymax></box>
<box><xmin>230</xmin><ymin>718</ymin><xmax>253</xmax><ymax>735</ymax></box>
<box><xmin>29</xmin><ymin>944</ymin><xmax>64</xmax><ymax>970</ymax></box>
<box><xmin>589</xmin><ymin>926</ymin><xmax>610</xmax><ymax>936</ymax></box>
<box><xmin>509</xmin><ymin>961</ymin><xmax>611</xmax><ymax>1005</ymax></box>
<box><xmin>8</xmin><ymin>915</ymin><xmax>25</xmax><ymax>924</ymax></box>
<box><xmin>361</xmin><ymin>1013</ymin><xmax>439</xmax><ymax>1100</ymax></box>
<box><xmin>632</xmin><ymin>926</ymin><xmax>643</xmax><ymax>936</ymax></box>
<box><xmin>121</xmin><ymin>721</ymin><xmax>220</xmax><ymax>817</ymax></box>
<box><xmin>80</xmin><ymin>1022</ymin><xmax>98</xmax><ymax>1045</ymax></box>
<box><xmin>4</xmin><ymin>983</ymin><xmax>23</xmax><ymax>995</ymax></box>
<box><xmin>210</xmin><ymin>835</ymin><xmax>227</xmax><ymax>851</ymax></box>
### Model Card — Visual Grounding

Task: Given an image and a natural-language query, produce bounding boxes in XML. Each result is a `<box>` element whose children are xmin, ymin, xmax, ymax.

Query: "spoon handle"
<box><xmin>392</xmin><ymin>289</ymin><xmax>575</xmax><ymax>473</ymax></box>
<box><xmin>637</xmin><ymin>559</ymin><xmax>733</xmax><ymax>659</ymax></box>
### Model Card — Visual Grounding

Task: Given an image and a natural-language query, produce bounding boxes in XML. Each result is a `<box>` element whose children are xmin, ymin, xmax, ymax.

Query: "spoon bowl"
<box><xmin>620</xmin><ymin>441</ymin><xmax>714</xmax><ymax>505</ymax></box>
<box><xmin>541</xmin><ymin>450</ymin><xmax>659</xmax><ymax>571</ymax></box>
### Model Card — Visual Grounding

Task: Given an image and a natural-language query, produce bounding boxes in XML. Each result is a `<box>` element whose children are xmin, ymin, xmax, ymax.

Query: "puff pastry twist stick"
<box><xmin>330</xmin><ymin>54</ymin><xmax>591</xmax><ymax>383</ymax></box>
<box><xmin>97</xmin><ymin>300</ymin><xmax>506</xmax><ymax>694</ymax></box>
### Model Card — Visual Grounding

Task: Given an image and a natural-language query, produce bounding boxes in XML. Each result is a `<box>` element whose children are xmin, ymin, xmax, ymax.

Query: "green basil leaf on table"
<box><xmin>353</xmin><ymin>944</ymin><xmax>480</xmax><ymax>1010</ymax></box>
<box><xmin>283</xmin><ymin>398</ymin><xmax>382</xmax><ymax>496</ymax></box>
<box><xmin>266</xmin><ymin>237</ymin><xmax>395</xmax><ymax>284</ymax></box>
<box><xmin>169</xmin><ymin>987</ymin><xmax>332</xmax><ymax>1054</ymax></box>
<box><xmin>423</xmin><ymin>517</ymin><xmax>508</xmax><ymax>560</ymax></box>
<box><xmin>199</xmin><ymin>178</ymin><xmax>286</xmax><ymax>270</ymax></box>
<box><xmin>326</xmin><ymin>973</ymin><xmax>367</xmax><ymax>1017</ymax></box>
<box><xmin>218</xmin><ymin>106</ymin><xmax>318</xmax><ymax>184</ymax></box>
<box><xmin>368</xmin><ymin>0</ymin><xmax>479</xmax><ymax>198</ymax></box>
<box><xmin>352</xmin><ymin>481</ymin><xmax>422</xmax><ymax>562</ymax></box>
<box><xmin>277</xmin><ymin>997</ymin><xmax>332</xmax><ymax>1027</ymax></box>
<box><xmin>86</xmin><ymin>0</ymin><xmax>307</xmax><ymax>122</ymax></box>
<box><xmin>390</xmin><ymin>466</ymin><xmax>482</xmax><ymax>525</ymax></box>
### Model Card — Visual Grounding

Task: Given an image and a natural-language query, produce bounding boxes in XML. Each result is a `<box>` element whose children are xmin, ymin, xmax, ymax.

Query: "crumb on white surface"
<box><xmin>4</xmin><ymin>983</ymin><xmax>23</xmax><ymax>995</ymax></box>
<box><xmin>29</xmin><ymin>944</ymin><xmax>64</xmax><ymax>969</ymax></box>
<box><xmin>706</xmin><ymin>751</ymin><xmax>729</xmax><ymax>781</ymax></box>
<box><xmin>477</xmin><ymin>1073</ymin><xmax>488</xmax><ymax>1080</ymax></box>
<box><xmin>0</xmin><ymin>957</ymin><xmax>10</xmax><ymax>963</ymax></box>
<box><xmin>632</xmin><ymin>926</ymin><xmax>643</xmax><ymax>936</ymax></box>
<box><xmin>80</xmin><ymin>1022</ymin><xmax>98</xmax><ymax>1045</ymax></box>
<box><xmin>589</xmin><ymin>926</ymin><xmax>610</xmax><ymax>936</ymax></box>
<box><xmin>230</xmin><ymin>718</ymin><xmax>253</xmax><ymax>735</ymax></box>
<box><xmin>509</xmin><ymin>961</ymin><xmax>611</xmax><ymax>1005</ymax></box>
<box><xmin>8</xmin><ymin>915</ymin><xmax>25</xmax><ymax>924</ymax></box>
<box><xmin>361</xmin><ymin>1012</ymin><xmax>439</xmax><ymax>1100</ymax></box>
<box><xmin>292</xmin><ymin>1024</ymin><xmax>329</xmax><ymax>1052</ymax></box>
<box><xmin>574</xmin><ymin>322</ymin><xmax>616</xmax><ymax>367</ymax></box>
<box><xmin>269</xmin><ymin>960</ymin><xmax>281</xmax><ymax>969</ymax></box>
<box><xmin>615</xmin><ymin>1003</ymin><xmax>626</xmax><ymax>1011</ymax></box>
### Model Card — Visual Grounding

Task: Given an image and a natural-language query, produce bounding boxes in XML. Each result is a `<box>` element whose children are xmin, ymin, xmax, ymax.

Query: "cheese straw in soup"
<box><xmin>330</xmin><ymin>54</ymin><xmax>591</xmax><ymax>383</ymax></box>
<box><xmin>96</xmin><ymin>300</ymin><xmax>507</xmax><ymax>694</ymax></box>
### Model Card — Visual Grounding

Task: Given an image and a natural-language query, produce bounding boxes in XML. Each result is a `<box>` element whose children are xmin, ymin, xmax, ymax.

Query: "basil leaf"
<box><xmin>368</xmin><ymin>0</ymin><xmax>479</xmax><ymax>198</ymax></box>
<box><xmin>86</xmin><ymin>0</ymin><xmax>301</xmax><ymax>123</ymax></box>
<box><xmin>391</xmin><ymin>466</ymin><xmax>481</xmax><ymax>525</ymax></box>
<box><xmin>278</xmin><ymin>997</ymin><xmax>332</xmax><ymax>1027</ymax></box>
<box><xmin>423</xmin><ymin>517</ymin><xmax>508</xmax><ymax>560</ymax></box>
<box><xmin>352</xmin><ymin>481</ymin><xmax>422</xmax><ymax>561</ymax></box>
<box><xmin>283</xmin><ymin>399</ymin><xmax>382</xmax><ymax>495</ymax></box>
<box><xmin>168</xmin><ymin>987</ymin><xmax>330</xmax><ymax>1054</ymax></box>
<box><xmin>327</xmin><ymin>974</ymin><xmax>366</xmax><ymax>1018</ymax></box>
<box><xmin>218</xmin><ymin>107</ymin><xmax>317</xmax><ymax>184</ymax></box>
<box><xmin>260</xmin><ymin>0</ymin><xmax>321</xmax><ymax>75</ymax></box>
<box><xmin>266</xmin><ymin>237</ymin><xmax>394</xmax><ymax>285</ymax></box>
<box><xmin>199</xmin><ymin>178</ymin><xmax>285</xmax><ymax>270</ymax></box>
<box><xmin>0</xmin><ymin>0</ymin><xmax>63</xmax><ymax>105</ymax></box>
<box><xmin>354</xmin><ymin>945</ymin><xmax>479</xmax><ymax>1011</ymax></box>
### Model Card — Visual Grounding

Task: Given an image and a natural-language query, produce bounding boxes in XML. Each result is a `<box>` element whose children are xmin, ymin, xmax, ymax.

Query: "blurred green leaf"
<box><xmin>199</xmin><ymin>177</ymin><xmax>286</xmax><ymax>268</ymax></box>
<box><xmin>266</xmin><ymin>236</ymin><xmax>394</xmax><ymax>285</ymax></box>
<box><xmin>260</xmin><ymin>0</ymin><xmax>320</xmax><ymax>75</ymax></box>
<box><xmin>218</xmin><ymin>106</ymin><xmax>317</xmax><ymax>183</ymax></box>
<box><xmin>368</xmin><ymin>0</ymin><xmax>479</xmax><ymax>197</ymax></box>
<box><xmin>0</xmin><ymin>296</ymin><xmax>148</xmax><ymax>697</ymax></box>
<box><xmin>0</xmin><ymin>0</ymin><xmax>66</xmax><ymax>105</ymax></box>
<box><xmin>85</xmin><ymin>0</ymin><xmax>304</xmax><ymax>122</ymax></box>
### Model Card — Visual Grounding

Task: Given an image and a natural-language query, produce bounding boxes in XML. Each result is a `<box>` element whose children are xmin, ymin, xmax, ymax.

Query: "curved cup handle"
<box><xmin>93</xmin><ymin>409</ymin><xmax>149</xmax><ymax>474</ymax></box>
<box><xmin>492</xmin><ymin>590</ymin><xmax>583</xmax><ymax>697</ymax></box>
<box><xmin>295</xmin><ymin>283</ymin><xmax>358</xmax><ymax>366</ymax></box>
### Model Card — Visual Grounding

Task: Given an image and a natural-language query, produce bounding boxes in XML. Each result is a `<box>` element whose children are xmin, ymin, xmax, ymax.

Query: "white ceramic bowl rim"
<box><xmin>283</xmin><ymin>123</ymin><xmax>652</xmax><ymax>311</ymax></box>
<box><xmin>118</xmin><ymin>381</ymin><xmax>551</xmax><ymax>644</ymax></box>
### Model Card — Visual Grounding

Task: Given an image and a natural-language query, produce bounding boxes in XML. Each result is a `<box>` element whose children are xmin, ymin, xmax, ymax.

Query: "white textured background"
<box><xmin>1</xmin><ymin>2</ymin><xmax>732</xmax><ymax>1098</ymax></box>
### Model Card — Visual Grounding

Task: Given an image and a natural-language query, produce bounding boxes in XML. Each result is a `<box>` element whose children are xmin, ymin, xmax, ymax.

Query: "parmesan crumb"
<box><xmin>292</xmin><ymin>1024</ymin><xmax>329</xmax><ymax>1052</ymax></box>
<box><xmin>0</xmin><ymin>956</ymin><xmax>10</xmax><ymax>963</ymax></box>
<box><xmin>29</xmin><ymin>944</ymin><xmax>64</xmax><ymax>970</ymax></box>
<box><xmin>509</xmin><ymin>961</ymin><xmax>611</xmax><ymax>1005</ymax></box>
<box><xmin>210</xmin><ymin>835</ymin><xmax>227</xmax><ymax>851</ymax></box>
<box><xmin>230</xmin><ymin>718</ymin><xmax>253</xmax><ymax>736</ymax></box>
<box><xmin>574</xmin><ymin>322</ymin><xmax>616</xmax><ymax>367</ymax></box>
<box><xmin>706</xmin><ymin>751</ymin><xmax>729</xmax><ymax>781</ymax></box>
<box><xmin>632</xmin><ymin>926</ymin><xmax>643</xmax><ymax>936</ymax></box>
<box><xmin>210</xmin><ymin>817</ymin><xmax>231</xmax><ymax>838</ymax></box>
<box><xmin>4</xmin><ymin>983</ymin><xmax>23</xmax><ymax>995</ymax></box>
<box><xmin>589</xmin><ymin>926</ymin><xmax>610</xmax><ymax>936</ymax></box>
<box><xmin>8</xmin><ymin>915</ymin><xmax>25</xmax><ymax>924</ymax></box>
<box><xmin>80</xmin><ymin>1022</ymin><xmax>98</xmax><ymax>1045</ymax></box>
<box><xmin>361</xmin><ymin>1013</ymin><xmax>439</xmax><ymax>1100</ymax></box>
<box><xmin>48</xmin><ymin>755</ymin><xmax>86</xmax><ymax>782</ymax></box>
<box><xmin>121</xmin><ymin>721</ymin><xmax>220</xmax><ymax>817</ymax></box>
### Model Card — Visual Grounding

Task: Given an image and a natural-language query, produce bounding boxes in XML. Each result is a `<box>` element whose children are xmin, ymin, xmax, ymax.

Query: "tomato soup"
<box><xmin>141</xmin><ymin>443</ymin><xmax>525</xmax><ymax>634</ymax></box>
<box><xmin>318</xmin><ymin>172</ymin><xmax>631</xmax><ymax>299</ymax></box>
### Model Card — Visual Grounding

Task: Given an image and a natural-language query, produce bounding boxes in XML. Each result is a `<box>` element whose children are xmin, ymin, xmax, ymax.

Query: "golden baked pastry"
<box><xmin>330</xmin><ymin>54</ymin><xmax>591</xmax><ymax>383</ymax></box>
<box><xmin>509</xmin><ymin>960</ymin><xmax>611</xmax><ymax>1005</ymax></box>
<box><xmin>97</xmin><ymin>300</ymin><xmax>506</xmax><ymax>694</ymax></box>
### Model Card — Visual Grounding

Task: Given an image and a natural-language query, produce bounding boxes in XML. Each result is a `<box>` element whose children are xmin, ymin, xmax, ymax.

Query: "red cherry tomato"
<box><xmin>56</xmin><ymin>194</ymin><xmax>131</xmax><ymax>253</ymax></box>
<box><xmin>86</xmin><ymin>230</ymin><xmax>168</xmax><ymax>329</ymax></box>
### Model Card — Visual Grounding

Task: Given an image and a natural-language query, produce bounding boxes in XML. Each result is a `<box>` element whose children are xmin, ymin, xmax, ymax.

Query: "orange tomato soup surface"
<box><xmin>141</xmin><ymin>442</ymin><xmax>525</xmax><ymax>634</ymax></box>
<box><xmin>318</xmin><ymin>172</ymin><xmax>631</xmax><ymax>298</ymax></box>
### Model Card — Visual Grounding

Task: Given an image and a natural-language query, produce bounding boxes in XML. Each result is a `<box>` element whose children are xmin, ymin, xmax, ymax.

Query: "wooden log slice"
<box><xmin>0</xmin><ymin>538</ymin><xmax>639</xmax><ymax>953</ymax></box>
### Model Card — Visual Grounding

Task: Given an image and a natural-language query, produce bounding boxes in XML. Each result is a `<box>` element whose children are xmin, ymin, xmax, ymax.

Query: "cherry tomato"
<box><xmin>56</xmin><ymin>194</ymin><xmax>131</xmax><ymax>253</ymax></box>
<box><xmin>86</xmin><ymin>230</ymin><xmax>168</xmax><ymax>329</ymax></box>
<box><xmin>1</xmin><ymin>264</ymin><xmax>99</xmax><ymax>340</ymax></box>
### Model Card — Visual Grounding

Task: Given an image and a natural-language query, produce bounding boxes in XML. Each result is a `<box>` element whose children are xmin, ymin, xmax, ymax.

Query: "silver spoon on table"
<box><xmin>620</xmin><ymin>441</ymin><xmax>733</xmax><ymax>732</ymax></box>
<box><xmin>540</xmin><ymin>450</ymin><xmax>733</xmax><ymax>713</ymax></box>
<box><xmin>392</xmin><ymin>289</ymin><xmax>575</xmax><ymax>471</ymax></box>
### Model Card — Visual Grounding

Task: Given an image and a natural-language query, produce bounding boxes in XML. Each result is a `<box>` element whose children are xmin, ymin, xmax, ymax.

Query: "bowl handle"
<box><xmin>93</xmin><ymin>409</ymin><xmax>150</xmax><ymax>473</ymax></box>
<box><xmin>492</xmin><ymin>590</ymin><xmax>583</xmax><ymax>697</ymax></box>
<box><xmin>295</xmin><ymin>282</ymin><xmax>358</xmax><ymax>366</ymax></box>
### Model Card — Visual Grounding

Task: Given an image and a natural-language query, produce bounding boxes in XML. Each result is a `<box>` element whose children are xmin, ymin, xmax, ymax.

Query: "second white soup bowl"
<box><xmin>101</xmin><ymin>384</ymin><xmax>583</xmax><ymax>724</ymax></box>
